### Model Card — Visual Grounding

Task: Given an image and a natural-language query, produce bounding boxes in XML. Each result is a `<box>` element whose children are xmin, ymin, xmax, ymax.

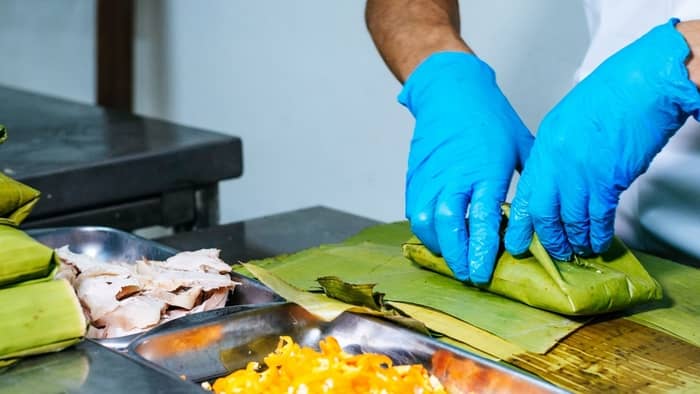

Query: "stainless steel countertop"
<box><xmin>0</xmin><ymin>340</ymin><xmax>203</xmax><ymax>393</ymax></box>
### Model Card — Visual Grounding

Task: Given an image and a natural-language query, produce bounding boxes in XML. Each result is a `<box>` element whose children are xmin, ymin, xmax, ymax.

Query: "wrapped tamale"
<box><xmin>0</xmin><ymin>181</ymin><xmax>55</xmax><ymax>288</ymax></box>
<box><xmin>0</xmin><ymin>172</ymin><xmax>40</xmax><ymax>227</ymax></box>
<box><xmin>0</xmin><ymin>224</ymin><xmax>58</xmax><ymax>287</ymax></box>
<box><xmin>403</xmin><ymin>213</ymin><xmax>663</xmax><ymax>316</ymax></box>
<box><xmin>0</xmin><ymin>129</ymin><xmax>85</xmax><ymax>360</ymax></box>
<box><xmin>0</xmin><ymin>139</ymin><xmax>56</xmax><ymax>287</ymax></box>
<box><xmin>0</xmin><ymin>279</ymin><xmax>86</xmax><ymax>361</ymax></box>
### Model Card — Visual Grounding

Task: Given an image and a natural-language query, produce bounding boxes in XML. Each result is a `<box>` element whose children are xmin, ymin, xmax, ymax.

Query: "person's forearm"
<box><xmin>677</xmin><ymin>20</ymin><xmax>700</xmax><ymax>87</ymax></box>
<box><xmin>365</xmin><ymin>0</ymin><xmax>471</xmax><ymax>83</ymax></box>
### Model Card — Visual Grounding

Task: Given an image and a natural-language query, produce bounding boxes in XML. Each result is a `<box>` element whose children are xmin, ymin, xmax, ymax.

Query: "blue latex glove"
<box><xmin>400</xmin><ymin>52</ymin><xmax>534</xmax><ymax>283</ymax></box>
<box><xmin>505</xmin><ymin>19</ymin><xmax>700</xmax><ymax>260</ymax></box>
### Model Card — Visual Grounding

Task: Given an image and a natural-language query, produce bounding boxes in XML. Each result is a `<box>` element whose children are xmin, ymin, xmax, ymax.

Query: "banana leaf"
<box><xmin>242</xmin><ymin>263</ymin><xmax>356</xmax><ymax>322</ymax></box>
<box><xmin>0</xmin><ymin>173</ymin><xmax>40</xmax><ymax>226</ymax></box>
<box><xmin>402</xmin><ymin>204</ymin><xmax>662</xmax><ymax>316</ymax></box>
<box><xmin>387</xmin><ymin>301</ymin><xmax>525</xmax><ymax>360</ymax></box>
<box><xmin>404</xmin><ymin>233</ymin><xmax>663</xmax><ymax>316</ymax></box>
<box><xmin>237</xmin><ymin>227</ymin><xmax>586</xmax><ymax>354</ymax></box>
<box><xmin>348</xmin><ymin>220</ymin><xmax>698</xmax><ymax>349</ymax></box>
<box><xmin>316</xmin><ymin>276</ymin><xmax>384</xmax><ymax>310</ymax></box>
<box><xmin>242</xmin><ymin>263</ymin><xmax>429</xmax><ymax>334</ymax></box>
<box><xmin>0</xmin><ymin>224</ymin><xmax>57</xmax><ymax>288</ymax></box>
<box><xmin>626</xmin><ymin>251</ymin><xmax>700</xmax><ymax>347</ymax></box>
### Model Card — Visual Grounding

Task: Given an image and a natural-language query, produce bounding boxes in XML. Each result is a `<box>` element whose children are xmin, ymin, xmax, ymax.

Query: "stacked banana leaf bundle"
<box><xmin>0</xmin><ymin>126</ymin><xmax>86</xmax><ymax>368</ymax></box>
<box><xmin>236</xmin><ymin>206</ymin><xmax>700</xmax><ymax>391</ymax></box>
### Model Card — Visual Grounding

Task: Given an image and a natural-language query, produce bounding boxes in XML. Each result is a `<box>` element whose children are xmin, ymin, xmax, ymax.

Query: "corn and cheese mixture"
<box><xmin>212</xmin><ymin>336</ymin><xmax>446</xmax><ymax>394</ymax></box>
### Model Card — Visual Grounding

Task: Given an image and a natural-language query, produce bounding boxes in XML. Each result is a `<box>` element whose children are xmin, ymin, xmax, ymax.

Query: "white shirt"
<box><xmin>577</xmin><ymin>0</ymin><xmax>700</xmax><ymax>265</ymax></box>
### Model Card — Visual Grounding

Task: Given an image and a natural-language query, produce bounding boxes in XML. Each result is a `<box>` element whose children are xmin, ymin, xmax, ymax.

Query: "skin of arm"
<box><xmin>365</xmin><ymin>0</ymin><xmax>471</xmax><ymax>82</ymax></box>
<box><xmin>677</xmin><ymin>20</ymin><xmax>700</xmax><ymax>87</ymax></box>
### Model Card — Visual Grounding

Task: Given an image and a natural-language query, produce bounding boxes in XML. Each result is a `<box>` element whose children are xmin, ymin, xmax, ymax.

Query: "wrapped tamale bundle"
<box><xmin>0</xmin><ymin>172</ymin><xmax>40</xmax><ymax>227</ymax></box>
<box><xmin>0</xmin><ymin>128</ymin><xmax>85</xmax><ymax>360</ymax></box>
<box><xmin>0</xmin><ymin>279</ymin><xmax>86</xmax><ymax>361</ymax></box>
<box><xmin>0</xmin><ymin>179</ymin><xmax>56</xmax><ymax>287</ymax></box>
<box><xmin>0</xmin><ymin>224</ymin><xmax>58</xmax><ymax>287</ymax></box>
<box><xmin>0</xmin><ymin>133</ymin><xmax>56</xmax><ymax>287</ymax></box>
<box><xmin>403</xmin><ymin>212</ymin><xmax>663</xmax><ymax>316</ymax></box>
<box><xmin>1</xmin><ymin>124</ymin><xmax>41</xmax><ymax>225</ymax></box>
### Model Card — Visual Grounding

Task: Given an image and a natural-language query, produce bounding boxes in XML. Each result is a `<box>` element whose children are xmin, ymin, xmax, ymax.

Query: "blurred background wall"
<box><xmin>0</xmin><ymin>0</ymin><xmax>589</xmax><ymax>224</ymax></box>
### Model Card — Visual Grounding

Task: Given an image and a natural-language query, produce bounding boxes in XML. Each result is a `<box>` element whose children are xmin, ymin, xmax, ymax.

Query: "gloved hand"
<box><xmin>505</xmin><ymin>19</ymin><xmax>700</xmax><ymax>260</ymax></box>
<box><xmin>400</xmin><ymin>52</ymin><xmax>533</xmax><ymax>283</ymax></box>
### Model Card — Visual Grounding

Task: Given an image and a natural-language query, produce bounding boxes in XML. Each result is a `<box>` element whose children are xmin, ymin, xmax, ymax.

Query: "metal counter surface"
<box><xmin>0</xmin><ymin>85</ymin><xmax>242</xmax><ymax>230</ymax></box>
<box><xmin>0</xmin><ymin>340</ymin><xmax>203</xmax><ymax>394</ymax></box>
<box><xmin>155</xmin><ymin>206</ymin><xmax>380</xmax><ymax>263</ymax></box>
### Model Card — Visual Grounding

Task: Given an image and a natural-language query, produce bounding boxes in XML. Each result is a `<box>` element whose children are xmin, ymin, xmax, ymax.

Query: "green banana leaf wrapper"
<box><xmin>0</xmin><ymin>173</ymin><xmax>40</xmax><ymax>227</ymax></box>
<box><xmin>0</xmin><ymin>224</ymin><xmax>58</xmax><ymax>288</ymax></box>
<box><xmin>237</xmin><ymin>227</ymin><xmax>587</xmax><ymax>354</ymax></box>
<box><xmin>0</xmin><ymin>136</ymin><xmax>54</xmax><ymax>287</ymax></box>
<box><xmin>403</xmin><ymin>228</ymin><xmax>663</xmax><ymax>316</ymax></box>
<box><xmin>1</xmin><ymin>125</ymin><xmax>41</xmax><ymax>225</ymax></box>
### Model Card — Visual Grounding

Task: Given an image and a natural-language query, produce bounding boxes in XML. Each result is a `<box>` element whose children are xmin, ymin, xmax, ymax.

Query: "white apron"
<box><xmin>577</xmin><ymin>0</ymin><xmax>700</xmax><ymax>265</ymax></box>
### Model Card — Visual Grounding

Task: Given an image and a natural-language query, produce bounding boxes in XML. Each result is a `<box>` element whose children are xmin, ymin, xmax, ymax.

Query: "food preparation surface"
<box><xmin>0</xmin><ymin>339</ymin><xmax>203</xmax><ymax>394</ymax></box>
<box><xmin>155</xmin><ymin>206</ymin><xmax>380</xmax><ymax>263</ymax></box>
<box><xmin>160</xmin><ymin>207</ymin><xmax>700</xmax><ymax>393</ymax></box>
<box><xmin>13</xmin><ymin>207</ymin><xmax>700</xmax><ymax>392</ymax></box>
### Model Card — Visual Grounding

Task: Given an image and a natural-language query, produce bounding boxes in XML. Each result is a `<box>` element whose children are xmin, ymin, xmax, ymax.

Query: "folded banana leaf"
<box><xmin>403</xmin><ymin>229</ymin><xmax>663</xmax><ymax>316</ymax></box>
<box><xmin>0</xmin><ymin>139</ymin><xmax>53</xmax><ymax>287</ymax></box>
<box><xmin>243</xmin><ymin>263</ymin><xmax>429</xmax><ymax>334</ymax></box>
<box><xmin>0</xmin><ymin>224</ymin><xmax>57</xmax><ymax>288</ymax></box>
<box><xmin>0</xmin><ymin>173</ymin><xmax>40</xmax><ymax>226</ymax></box>
<box><xmin>387</xmin><ymin>301</ymin><xmax>526</xmax><ymax>360</ymax></box>
<box><xmin>236</xmin><ymin>227</ymin><xmax>585</xmax><ymax>354</ymax></box>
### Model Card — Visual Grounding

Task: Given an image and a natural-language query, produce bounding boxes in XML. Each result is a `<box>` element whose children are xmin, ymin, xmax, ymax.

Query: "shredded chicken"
<box><xmin>74</xmin><ymin>275</ymin><xmax>141</xmax><ymax>321</ymax></box>
<box><xmin>145</xmin><ymin>287</ymin><xmax>203</xmax><ymax>310</ymax></box>
<box><xmin>162</xmin><ymin>248</ymin><xmax>232</xmax><ymax>273</ymax></box>
<box><xmin>55</xmin><ymin>247</ymin><xmax>239</xmax><ymax>339</ymax></box>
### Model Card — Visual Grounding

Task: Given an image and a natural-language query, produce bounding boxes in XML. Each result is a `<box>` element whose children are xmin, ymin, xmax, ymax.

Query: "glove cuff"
<box><xmin>653</xmin><ymin>18</ymin><xmax>700</xmax><ymax>119</ymax></box>
<box><xmin>397</xmin><ymin>52</ymin><xmax>496</xmax><ymax>117</ymax></box>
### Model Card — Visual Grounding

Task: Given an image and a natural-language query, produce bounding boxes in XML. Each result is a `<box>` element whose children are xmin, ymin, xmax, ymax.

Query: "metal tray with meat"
<box><xmin>127</xmin><ymin>302</ymin><xmax>567</xmax><ymax>393</ymax></box>
<box><xmin>28</xmin><ymin>226</ymin><xmax>282</xmax><ymax>351</ymax></box>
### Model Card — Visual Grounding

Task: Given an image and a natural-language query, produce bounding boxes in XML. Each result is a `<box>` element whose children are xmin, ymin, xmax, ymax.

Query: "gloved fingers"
<box><xmin>409</xmin><ymin>208</ymin><xmax>440</xmax><ymax>257</ymax></box>
<box><xmin>467</xmin><ymin>181</ymin><xmax>508</xmax><ymax>284</ymax></box>
<box><xmin>529</xmin><ymin>181</ymin><xmax>572</xmax><ymax>261</ymax></box>
<box><xmin>589</xmin><ymin>189</ymin><xmax>618</xmax><ymax>253</ymax></box>
<box><xmin>406</xmin><ymin>167</ymin><xmax>441</xmax><ymax>254</ymax></box>
<box><xmin>513</xmin><ymin>129</ymin><xmax>535</xmax><ymax>173</ymax></box>
<box><xmin>434</xmin><ymin>185</ymin><xmax>471</xmax><ymax>282</ymax></box>
<box><xmin>559</xmin><ymin>178</ymin><xmax>593</xmax><ymax>257</ymax></box>
<box><xmin>505</xmin><ymin>169</ymin><xmax>534</xmax><ymax>255</ymax></box>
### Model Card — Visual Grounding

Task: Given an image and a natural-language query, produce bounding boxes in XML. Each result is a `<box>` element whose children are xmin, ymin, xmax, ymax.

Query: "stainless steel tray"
<box><xmin>28</xmin><ymin>226</ymin><xmax>282</xmax><ymax>350</ymax></box>
<box><xmin>0</xmin><ymin>339</ymin><xmax>203</xmax><ymax>394</ymax></box>
<box><xmin>128</xmin><ymin>302</ymin><xmax>566</xmax><ymax>393</ymax></box>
